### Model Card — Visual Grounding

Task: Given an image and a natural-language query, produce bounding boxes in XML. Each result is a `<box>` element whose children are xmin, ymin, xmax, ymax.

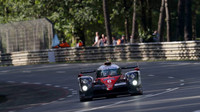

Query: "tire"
<box><xmin>130</xmin><ymin>90</ymin><xmax>143</xmax><ymax>96</ymax></box>
<box><xmin>106</xmin><ymin>95</ymin><xmax>117</xmax><ymax>99</ymax></box>
<box><xmin>137</xmin><ymin>90</ymin><xmax>143</xmax><ymax>95</ymax></box>
<box><xmin>80</xmin><ymin>98</ymin><xmax>93</xmax><ymax>102</ymax></box>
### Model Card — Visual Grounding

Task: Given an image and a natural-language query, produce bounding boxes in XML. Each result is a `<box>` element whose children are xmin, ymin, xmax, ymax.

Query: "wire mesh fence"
<box><xmin>0</xmin><ymin>18</ymin><xmax>53</xmax><ymax>53</ymax></box>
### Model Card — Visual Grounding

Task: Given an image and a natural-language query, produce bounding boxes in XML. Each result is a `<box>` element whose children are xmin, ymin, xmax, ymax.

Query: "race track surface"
<box><xmin>0</xmin><ymin>61</ymin><xmax>200</xmax><ymax>112</ymax></box>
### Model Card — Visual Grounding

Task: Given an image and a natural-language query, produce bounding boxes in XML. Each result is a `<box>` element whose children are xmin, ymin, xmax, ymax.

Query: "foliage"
<box><xmin>0</xmin><ymin>0</ymin><xmax>199</xmax><ymax>46</ymax></box>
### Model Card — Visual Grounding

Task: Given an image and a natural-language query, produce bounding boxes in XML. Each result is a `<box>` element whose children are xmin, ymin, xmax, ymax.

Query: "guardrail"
<box><xmin>0</xmin><ymin>41</ymin><xmax>200</xmax><ymax>66</ymax></box>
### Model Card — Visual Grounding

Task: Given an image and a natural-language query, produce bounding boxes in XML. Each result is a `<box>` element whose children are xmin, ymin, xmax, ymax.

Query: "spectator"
<box><xmin>117</xmin><ymin>39</ymin><xmax>121</xmax><ymax>45</ymax></box>
<box><xmin>59</xmin><ymin>40</ymin><xmax>70</xmax><ymax>48</ymax></box>
<box><xmin>101</xmin><ymin>34</ymin><xmax>106</xmax><ymax>44</ymax></box>
<box><xmin>93</xmin><ymin>32</ymin><xmax>99</xmax><ymax>46</ymax></box>
<box><xmin>52</xmin><ymin>34</ymin><xmax>60</xmax><ymax>48</ymax></box>
<box><xmin>121</xmin><ymin>35</ymin><xmax>125</xmax><ymax>44</ymax></box>
<box><xmin>104</xmin><ymin>36</ymin><xmax>108</xmax><ymax>46</ymax></box>
<box><xmin>98</xmin><ymin>36</ymin><xmax>104</xmax><ymax>47</ymax></box>
<box><xmin>117</xmin><ymin>35</ymin><xmax>126</xmax><ymax>45</ymax></box>
<box><xmin>153</xmin><ymin>30</ymin><xmax>159</xmax><ymax>42</ymax></box>
<box><xmin>76</xmin><ymin>39</ymin><xmax>83</xmax><ymax>47</ymax></box>
<box><xmin>112</xmin><ymin>37</ymin><xmax>117</xmax><ymax>46</ymax></box>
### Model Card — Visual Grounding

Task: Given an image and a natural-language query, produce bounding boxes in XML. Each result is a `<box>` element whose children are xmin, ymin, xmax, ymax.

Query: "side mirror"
<box><xmin>96</xmin><ymin>70</ymin><xmax>101</xmax><ymax>78</ymax></box>
<box><xmin>78</xmin><ymin>74</ymin><xmax>83</xmax><ymax>77</ymax></box>
<box><xmin>134</xmin><ymin>67</ymin><xmax>140</xmax><ymax>71</ymax></box>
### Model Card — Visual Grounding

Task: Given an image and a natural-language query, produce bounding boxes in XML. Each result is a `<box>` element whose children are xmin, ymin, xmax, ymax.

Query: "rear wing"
<box><xmin>80</xmin><ymin>70</ymin><xmax>96</xmax><ymax>74</ymax></box>
<box><xmin>121</xmin><ymin>66</ymin><xmax>138</xmax><ymax>69</ymax></box>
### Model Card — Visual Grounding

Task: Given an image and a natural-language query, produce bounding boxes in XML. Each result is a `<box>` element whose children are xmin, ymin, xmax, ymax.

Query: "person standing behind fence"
<box><xmin>120</xmin><ymin>35</ymin><xmax>125</xmax><ymax>44</ymax></box>
<box><xmin>153</xmin><ymin>30</ymin><xmax>159</xmax><ymax>42</ymax></box>
<box><xmin>117</xmin><ymin>35</ymin><xmax>126</xmax><ymax>45</ymax></box>
<box><xmin>101</xmin><ymin>34</ymin><xmax>106</xmax><ymax>44</ymax></box>
<box><xmin>98</xmin><ymin>36</ymin><xmax>104</xmax><ymax>47</ymax></box>
<box><xmin>93</xmin><ymin>32</ymin><xmax>99</xmax><ymax>46</ymax></box>
<box><xmin>112</xmin><ymin>36</ymin><xmax>117</xmax><ymax>46</ymax></box>
<box><xmin>59</xmin><ymin>40</ymin><xmax>70</xmax><ymax>48</ymax></box>
<box><xmin>104</xmin><ymin>36</ymin><xmax>108</xmax><ymax>46</ymax></box>
<box><xmin>76</xmin><ymin>39</ymin><xmax>83</xmax><ymax>47</ymax></box>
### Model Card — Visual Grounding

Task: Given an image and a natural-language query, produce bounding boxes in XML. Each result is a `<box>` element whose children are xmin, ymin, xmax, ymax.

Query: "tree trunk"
<box><xmin>124</xmin><ymin>18</ymin><xmax>130</xmax><ymax>42</ymax></box>
<box><xmin>147</xmin><ymin>0</ymin><xmax>152</xmax><ymax>31</ymax></box>
<box><xmin>192</xmin><ymin>3</ymin><xmax>197</xmax><ymax>40</ymax></box>
<box><xmin>157</xmin><ymin>0</ymin><xmax>165</xmax><ymax>42</ymax></box>
<box><xmin>176</xmin><ymin>0</ymin><xmax>185</xmax><ymax>41</ymax></box>
<box><xmin>131</xmin><ymin>0</ymin><xmax>137</xmax><ymax>43</ymax></box>
<box><xmin>164</xmin><ymin>0</ymin><xmax>170</xmax><ymax>42</ymax></box>
<box><xmin>124</xmin><ymin>0</ymin><xmax>130</xmax><ymax>42</ymax></box>
<box><xmin>192</xmin><ymin>1</ymin><xmax>200</xmax><ymax>40</ymax></box>
<box><xmin>184</xmin><ymin>0</ymin><xmax>192</xmax><ymax>41</ymax></box>
<box><xmin>75</xmin><ymin>23</ymin><xmax>85</xmax><ymax>46</ymax></box>
<box><xmin>103</xmin><ymin>0</ymin><xmax>112</xmax><ymax>45</ymax></box>
<box><xmin>78</xmin><ymin>28</ymin><xmax>85</xmax><ymax>46</ymax></box>
<box><xmin>140</xmin><ymin>0</ymin><xmax>147</xmax><ymax>32</ymax></box>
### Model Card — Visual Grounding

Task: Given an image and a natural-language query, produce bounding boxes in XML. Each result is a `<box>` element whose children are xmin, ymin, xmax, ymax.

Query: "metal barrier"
<box><xmin>0</xmin><ymin>41</ymin><xmax>200</xmax><ymax>66</ymax></box>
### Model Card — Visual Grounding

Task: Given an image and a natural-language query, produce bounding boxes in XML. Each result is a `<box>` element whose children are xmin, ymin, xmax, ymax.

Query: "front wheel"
<box><xmin>106</xmin><ymin>95</ymin><xmax>117</xmax><ymax>99</ymax></box>
<box><xmin>130</xmin><ymin>88</ymin><xmax>143</xmax><ymax>96</ymax></box>
<box><xmin>80</xmin><ymin>98</ymin><xmax>93</xmax><ymax>102</ymax></box>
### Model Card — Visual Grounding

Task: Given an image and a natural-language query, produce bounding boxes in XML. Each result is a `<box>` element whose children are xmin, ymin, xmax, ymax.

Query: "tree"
<box><xmin>131</xmin><ymin>0</ymin><xmax>138</xmax><ymax>43</ymax></box>
<box><xmin>157</xmin><ymin>0</ymin><xmax>165</xmax><ymax>42</ymax></box>
<box><xmin>0</xmin><ymin>0</ymin><xmax>199</xmax><ymax>46</ymax></box>
<box><xmin>184</xmin><ymin>0</ymin><xmax>192</xmax><ymax>41</ymax></box>
<box><xmin>165</xmin><ymin>0</ymin><xmax>171</xmax><ymax>42</ymax></box>
<box><xmin>191</xmin><ymin>0</ymin><xmax>200</xmax><ymax>40</ymax></box>
<box><xmin>103</xmin><ymin>0</ymin><xmax>112</xmax><ymax>45</ymax></box>
<box><xmin>123</xmin><ymin>0</ymin><xmax>131</xmax><ymax>42</ymax></box>
<box><xmin>147</xmin><ymin>0</ymin><xmax>153</xmax><ymax>32</ymax></box>
<box><xmin>140</xmin><ymin>0</ymin><xmax>147</xmax><ymax>32</ymax></box>
<box><xmin>176</xmin><ymin>0</ymin><xmax>185</xmax><ymax>41</ymax></box>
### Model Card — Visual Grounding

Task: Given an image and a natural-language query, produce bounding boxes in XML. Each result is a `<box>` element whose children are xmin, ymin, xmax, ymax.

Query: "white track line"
<box><xmin>63</xmin><ymin>87</ymin><xmax>69</xmax><ymax>89</ymax></box>
<box><xmin>193</xmin><ymin>110</ymin><xmax>200</xmax><ymax>112</ymax></box>
<box><xmin>76</xmin><ymin>87</ymin><xmax>179</xmax><ymax>112</ymax></box>
<box><xmin>45</xmin><ymin>84</ymin><xmax>52</xmax><ymax>86</ymax></box>
<box><xmin>33</xmin><ymin>82</ymin><xmax>41</xmax><ymax>85</ymax></box>
<box><xmin>180</xmin><ymin>83</ymin><xmax>185</xmax><ymax>86</ymax></box>
<box><xmin>67</xmin><ymin>95</ymin><xmax>73</xmax><ymax>98</ymax></box>
<box><xmin>22</xmin><ymin>71</ymin><xmax>31</xmax><ymax>73</ymax></box>
<box><xmin>7</xmin><ymin>81</ymin><xmax>16</xmax><ymax>83</ymax></box>
<box><xmin>54</xmin><ymin>85</ymin><xmax>61</xmax><ymax>88</ymax></box>
<box><xmin>22</xmin><ymin>82</ymin><xmax>29</xmax><ymax>84</ymax></box>
<box><xmin>168</xmin><ymin>77</ymin><xmax>174</xmax><ymax>79</ymax></box>
<box><xmin>56</xmin><ymin>71</ymin><xmax>66</xmax><ymax>74</ymax></box>
<box><xmin>148</xmin><ymin>75</ymin><xmax>155</xmax><ymax>77</ymax></box>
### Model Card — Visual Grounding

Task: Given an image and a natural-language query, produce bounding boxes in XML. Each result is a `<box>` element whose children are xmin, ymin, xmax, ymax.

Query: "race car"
<box><xmin>78</xmin><ymin>62</ymin><xmax>143</xmax><ymax>102</ymax></box>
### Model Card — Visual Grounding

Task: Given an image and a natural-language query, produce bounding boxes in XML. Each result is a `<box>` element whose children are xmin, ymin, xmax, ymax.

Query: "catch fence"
<box><xmin>0</xmin><ymin>18</ymin><xmax>53</xmax><ymax>53</ymax></box>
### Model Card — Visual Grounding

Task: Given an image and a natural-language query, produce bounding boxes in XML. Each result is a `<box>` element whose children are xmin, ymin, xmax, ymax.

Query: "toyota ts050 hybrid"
<box><xmin>78</xmin><ymin>62</ymin><xmax>143</xmax><ymax>102</ymax></box>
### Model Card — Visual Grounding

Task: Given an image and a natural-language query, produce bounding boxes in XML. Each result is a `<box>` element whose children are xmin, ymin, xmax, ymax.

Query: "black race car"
<box><xmin>78</xmin><ymin>62</ymin><xmax>143</xmax><ymax>102</ymax></box>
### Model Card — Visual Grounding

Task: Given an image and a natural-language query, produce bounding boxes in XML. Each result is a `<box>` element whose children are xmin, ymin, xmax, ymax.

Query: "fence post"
<box><xmin>0</xmin><ymin>51</ymin><xmax>1</xmax><ymax>65</ymax></box>
<box><xmin>48</xmin><ymin>49</ymin><xmax>55</xmax><ymax>63</ymax></box>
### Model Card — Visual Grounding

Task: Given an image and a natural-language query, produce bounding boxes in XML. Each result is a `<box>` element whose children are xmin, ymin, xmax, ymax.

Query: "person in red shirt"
<box><xmin>59</xmin><ymin>40</ymin><xmax>70</xmax><ymax>48</ymax></box>
<box><xmin>54</xmin><ymin>40</ymin><xmax>70</xmax><ymax>48</ymax></box>
<box><xmin>76</xmin><ymin>39</ymin><xmax>83</xmax><ymax>47</ymax></box>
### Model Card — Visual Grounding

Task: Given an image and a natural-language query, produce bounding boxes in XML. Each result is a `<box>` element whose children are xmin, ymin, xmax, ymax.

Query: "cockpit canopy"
<box><xmin>96</xmin><ymin>69</ymin><xmax>121</xmax><ymax>78</ymax></box>
<box><xmin>96</xmin><ymin>64</ymin><xmax>121</xmax><ymax>78</ymax></box>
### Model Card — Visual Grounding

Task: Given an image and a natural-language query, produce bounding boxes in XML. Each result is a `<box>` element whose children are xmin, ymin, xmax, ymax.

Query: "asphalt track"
<box><xmin>0</xmin><ymin>61</ymin><xmax>200</xmax><ymax>112</ymax></box>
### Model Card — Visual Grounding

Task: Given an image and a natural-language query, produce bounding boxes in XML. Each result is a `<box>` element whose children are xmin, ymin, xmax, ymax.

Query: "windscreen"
<box><xmin>97</xmin><ymin>69</ymin><xmax>121</xmax><ymax>77</ymax></box>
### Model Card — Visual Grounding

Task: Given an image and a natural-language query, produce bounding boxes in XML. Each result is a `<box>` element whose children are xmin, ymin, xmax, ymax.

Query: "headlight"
<box><xmin>82</xmin><ymin>85</ymin><xmax>88</xmax><ymax>91</ymax></box>
<box><xmin>132</xmin><ymin>80</ymin><xmax>138</xmax><ymax>86</ymax></box>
